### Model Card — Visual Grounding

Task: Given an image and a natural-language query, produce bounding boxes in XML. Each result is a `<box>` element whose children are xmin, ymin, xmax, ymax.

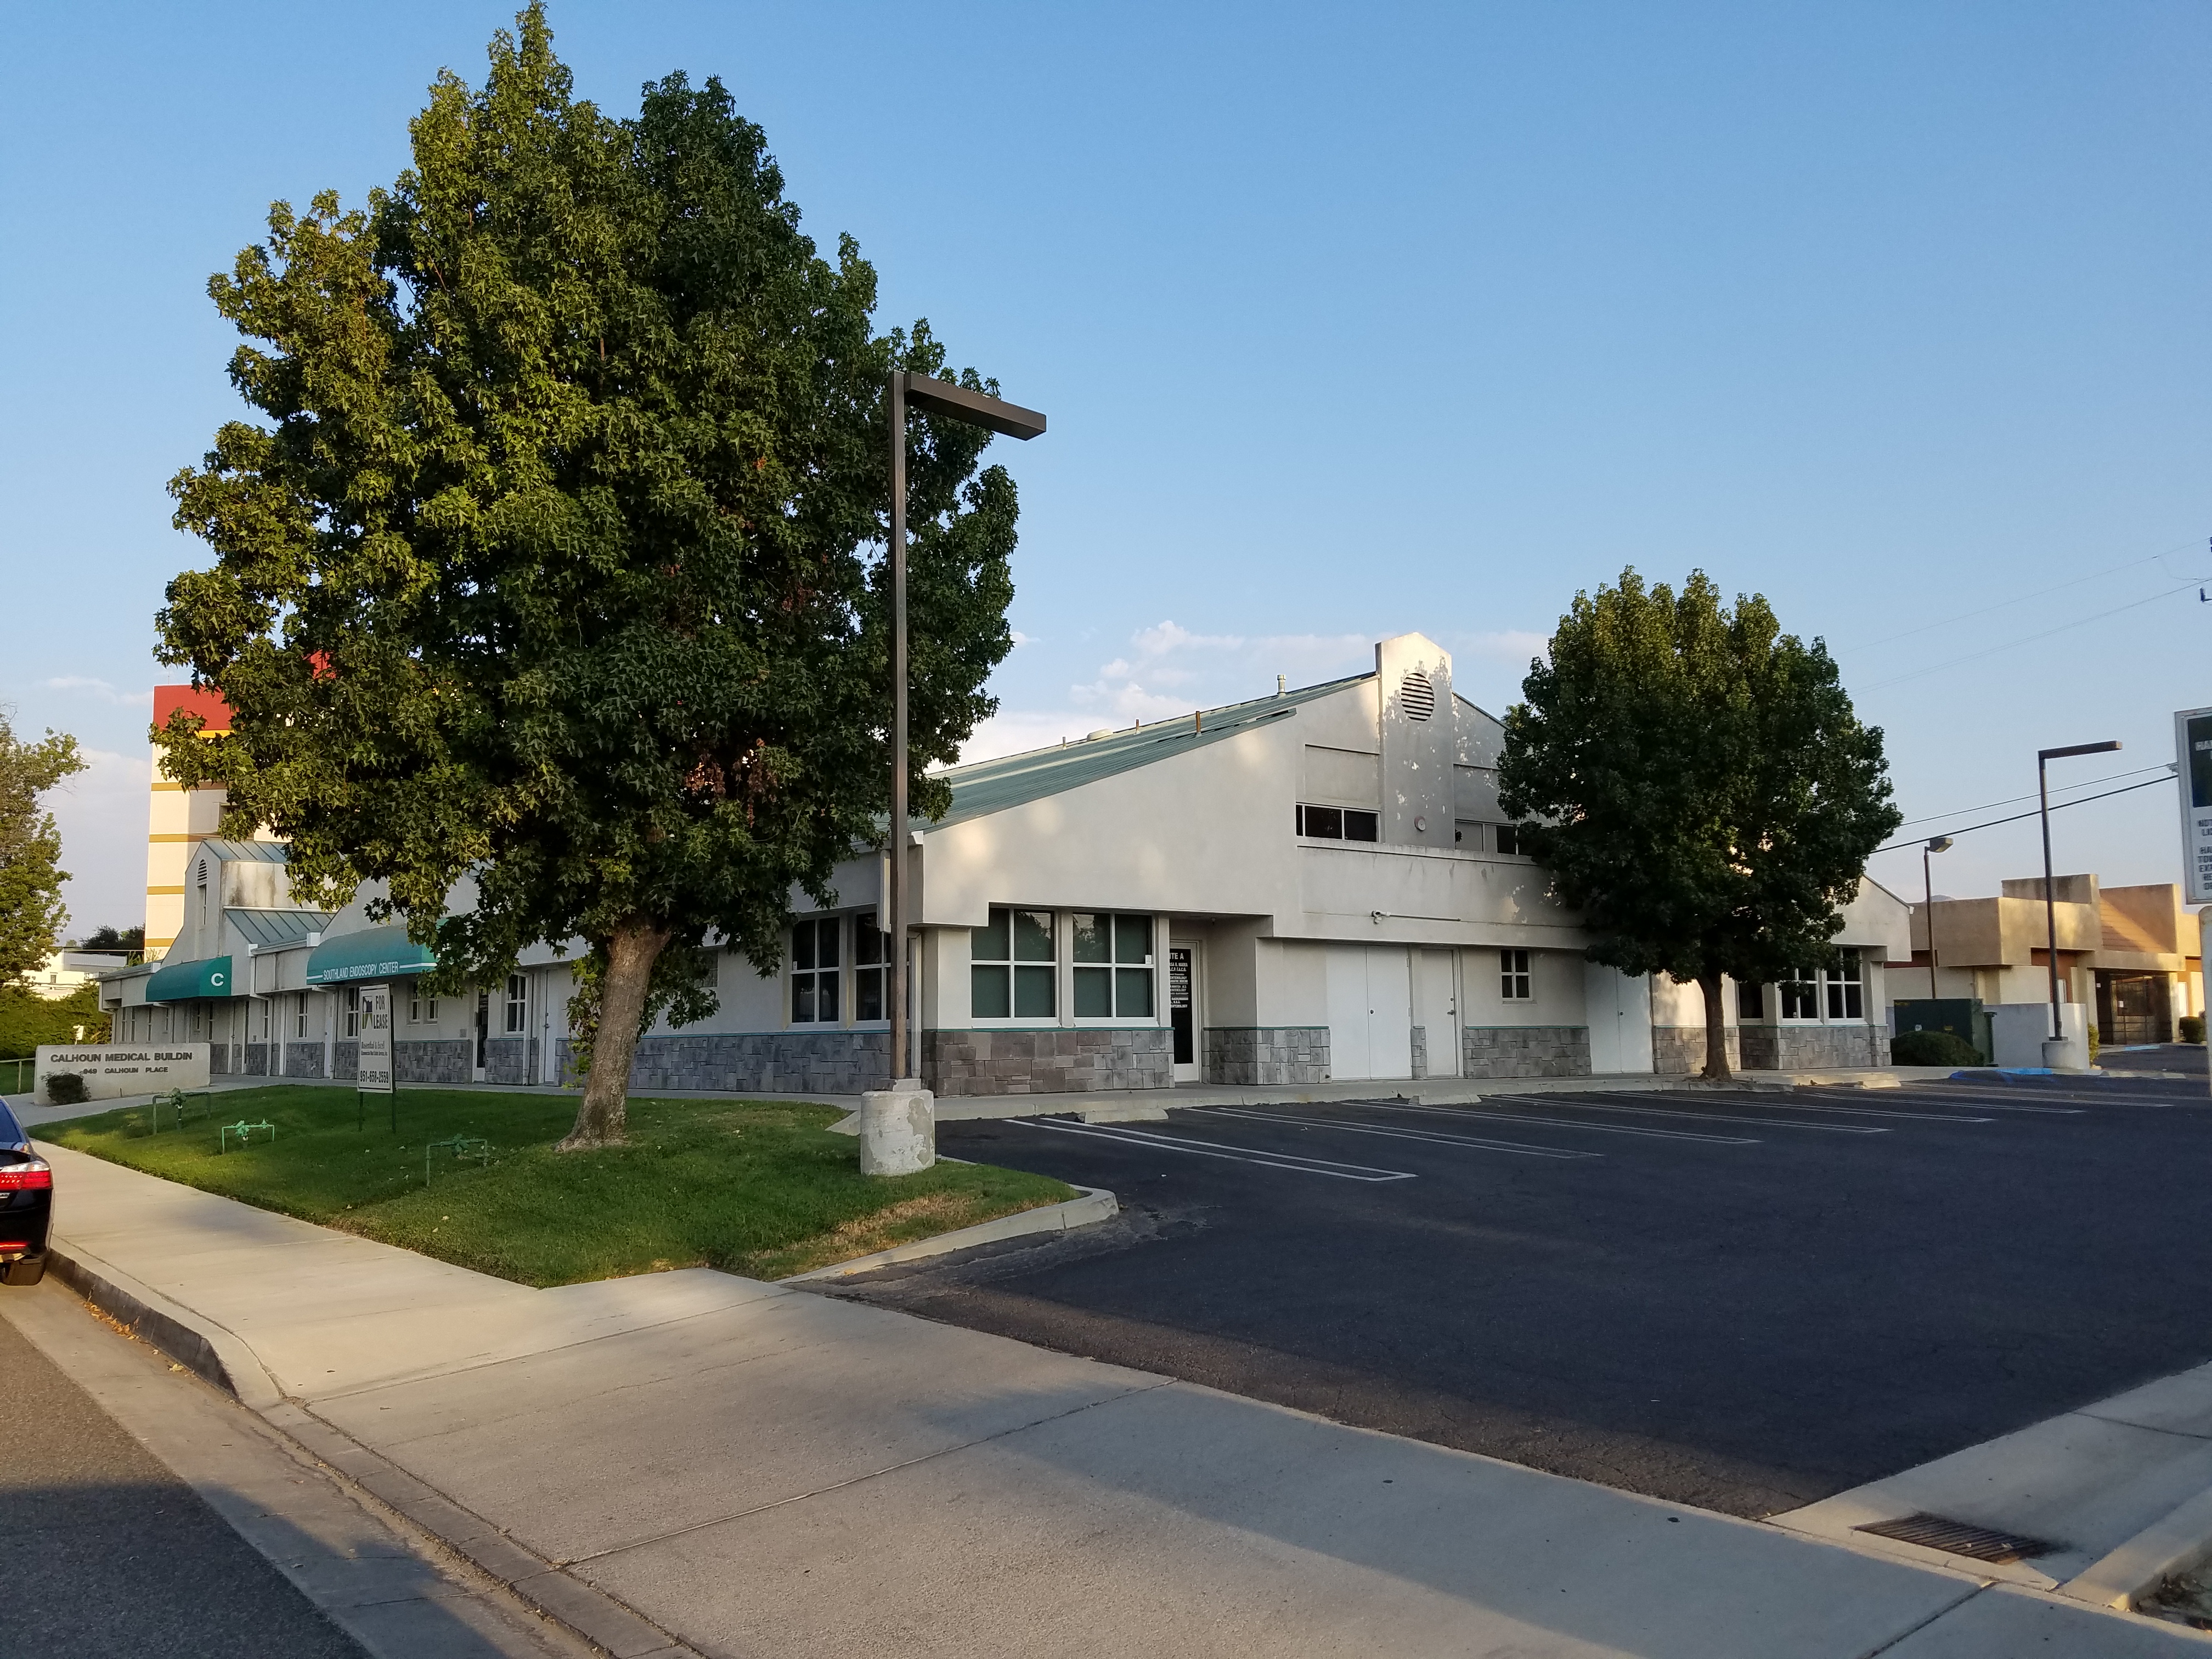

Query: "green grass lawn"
<box><xmin>41</xmin><ymin>1085</ymin><xmax>1075</xmax><ymax>1286</ymax></box>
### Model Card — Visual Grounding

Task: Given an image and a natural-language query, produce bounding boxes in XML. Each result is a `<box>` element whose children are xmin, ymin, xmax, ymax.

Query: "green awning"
<box><xmin>146</xmin><ymin>955</ymin><xmax>235</xmax><ymax>1002</ymax></box>
<box><xmin>305</xmin><ymin>924</ymin><xmax>437</xmax><ymax>986</ymax></box>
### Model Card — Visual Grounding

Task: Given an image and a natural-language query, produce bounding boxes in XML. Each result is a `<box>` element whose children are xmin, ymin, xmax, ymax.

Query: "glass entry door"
<box><xmin>1169</xmin><ymin>945</ymin><xmax>1200</xmax><ymax>1084</ymax></box>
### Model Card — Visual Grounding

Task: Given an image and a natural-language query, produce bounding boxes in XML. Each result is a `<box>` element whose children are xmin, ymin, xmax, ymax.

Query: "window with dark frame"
<box><xmin>1494</xmin><ymin>823</ymin><xmax>1523</xmax><ymax>856</ymax></box>
<box><xmin>790</xmin><ymin>917</ymin><xmax>841</xmax><ymax>1024</ymax></box>
<box><xmin>972</xmin><ymin>907</ymin><xmax>1055</xmax><ymax>1019</ymax></box>
<box><xmin>1780</xmin><ymin>972</ymin><xmax>1820</xmax><ymax>1020</ymax></box>
<box><xmin>1736</xmin><ymin>980</ymin><xmax>1764</xmax><ymax>1021</ymax></box>
<box><xmin>1296</xmin><ymin>803</ymin><xmax>1380</xmax><ymax>842</ymax></box>
<box><xmin>1823</xmin><ymin>953</ymin><xmax>1864</xmax><ymax>1020</ymax></box>
<box><xmin>1500</xmin><ymin>948</ymin><xmax>1533</xmax><ymax>1000</ymax></box>
<box><xmin>1073</xmin><ymin>912</ymin><xmax>1154</xmax><ymax>1019</ymax></box>
<box><xmin>854</xmin><ymin>910</ymin><xmax>887</xmax><ymax>1022</ymax></box>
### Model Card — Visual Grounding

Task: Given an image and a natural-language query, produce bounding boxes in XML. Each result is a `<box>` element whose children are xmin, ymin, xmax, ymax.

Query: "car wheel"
<box><xmin>2</xmin><ymin>1260</ymin><xmax>45</xmax><ymax>1286</ymax></box>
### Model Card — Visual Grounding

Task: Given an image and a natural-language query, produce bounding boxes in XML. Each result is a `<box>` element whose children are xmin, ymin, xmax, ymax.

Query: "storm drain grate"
<box><xmin>1852</xmin><ymin>1513</ymin><xmax>2058</xmax><ymax>1564</ymax></box>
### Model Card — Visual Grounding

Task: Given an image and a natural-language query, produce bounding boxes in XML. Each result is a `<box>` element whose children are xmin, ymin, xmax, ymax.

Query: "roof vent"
<box><xmin>1400</xmin><ymin>670</ymin><xmax>1436</xmax><ymax>721</ymax></box>
<box><xmin>1086</xmin><ymin>729</ymin><xmax>1116</xmax><ymax>741</ymax></box>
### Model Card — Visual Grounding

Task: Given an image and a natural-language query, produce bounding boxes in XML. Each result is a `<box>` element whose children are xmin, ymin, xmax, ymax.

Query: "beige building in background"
<box><xmin>1894</xmin><ymin>875</ymin><xmax>2203</xmax><ymax>1046</ymax></box>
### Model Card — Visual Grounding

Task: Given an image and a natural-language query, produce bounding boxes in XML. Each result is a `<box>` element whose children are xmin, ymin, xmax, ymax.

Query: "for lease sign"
<box><xmin>36</xmin><ymin>1044</ymin><xmax>212</xmax><ymax>1103</ymax></box>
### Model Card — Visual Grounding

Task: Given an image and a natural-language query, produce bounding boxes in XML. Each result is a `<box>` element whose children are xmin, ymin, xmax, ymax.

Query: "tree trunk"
<box><xmin>560</xmin><ymin>917</ymin><xmax>672</xmax><ymax>1151</ymax></box>
<box><xmin>1699</xmin><ymin>969</ymin><xmax>1733</xmax><ymax>1082</ymax></box>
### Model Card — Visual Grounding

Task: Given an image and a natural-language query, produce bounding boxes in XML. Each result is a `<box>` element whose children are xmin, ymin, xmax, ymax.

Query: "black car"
<box><xmin>0</xmin><ymin>1101</ymin><xmax>51</xmax><ymax>1285</ymax></box>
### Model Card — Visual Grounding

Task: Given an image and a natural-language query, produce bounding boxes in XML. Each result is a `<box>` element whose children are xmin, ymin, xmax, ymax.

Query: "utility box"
<box><xmin>1892</xmin><ymin>997</ymin><xmax>1990</xmax><ymax>1063</ymax></box>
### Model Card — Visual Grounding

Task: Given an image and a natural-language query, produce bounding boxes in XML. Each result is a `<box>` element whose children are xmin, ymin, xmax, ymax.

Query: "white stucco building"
<box><xmin>101</xmin><ymin>633</ymin><xmax>1909</xmax><ymax>1095</ymax></box>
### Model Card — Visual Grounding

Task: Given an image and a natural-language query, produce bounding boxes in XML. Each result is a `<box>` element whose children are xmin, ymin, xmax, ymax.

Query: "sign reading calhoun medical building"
<box><xmin>2179</xmin><ymin>706</ymin><xmax>2212</xmax><ymax>906</ymax></box>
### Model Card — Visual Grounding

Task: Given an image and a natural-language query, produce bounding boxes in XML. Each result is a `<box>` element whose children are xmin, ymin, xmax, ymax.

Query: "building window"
<box><xmin>1072</xmin><ymin>912</ymin><xmax>1154</xmax><ymax>1019</ymax></box>
<box><xmin>1823</xmin><ymin>953</ymin><xmax>1864</xmax><ymax>1021</ymax></box>
<box><xmin>1501</xmin><ymin>949</ymin><xmax>1533</xmax><ymax>1001</ymax></box>
<box><xmin>854</xmin><ymin>911</ymin><xmax>887</xmax><ymax>1023</ymax></box>
<box><xmin>1737</xmin><ymin>980</ymin><xmax>1764</xmax><ymax>1021</ymax></box>
<box><xmin>1779</xmin><ymin>972</ymin><xmax>1819</xmax><ymax>1020</ymax></box>
<box><xmin>791</xmin><ymin>917</ymin><xmax>840</xmax><ymax>1024</ymax></box>
<box><xmin>409</xmin><ymin>991</ymin><xmax>441</xmax><ymax>1025</ymax></box>
<box><xmin>294</xmin><ymin>994</ymin><xmax>308</xmax><ymax>1040</ymax></box>
<box><xmin>1296</xmin><ymin>804</ymin><xmax>1380</xmax><ymax>842</ymax></box>
<box><xmin>344</xmin><ymin>986</ymin><xmax>360</xmax><ymax>1039</ymax></box>
<box><xmin>1494</xmin><ymin>823</ymin><xmax>1523</xmax><ymax>856</ymax></box>
<box><xmin>505</xmin><ymin>974</ymin><xmax>527</xmax><ymax>1034</ymax></box>
<box><xmin>972</xmin><ymin>907</ymin><xmax>1054</xmax><ymax>1019</ymax></box>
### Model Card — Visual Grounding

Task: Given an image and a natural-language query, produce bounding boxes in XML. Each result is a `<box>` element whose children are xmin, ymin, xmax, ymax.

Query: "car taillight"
<box><xmin>0</xmin><ymin>1160</ymin><xmax>52</xmax><ymax>1190</ymax></box>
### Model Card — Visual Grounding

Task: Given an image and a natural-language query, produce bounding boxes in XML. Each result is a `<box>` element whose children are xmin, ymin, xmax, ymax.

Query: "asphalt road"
<box><xmin>832</xmin><ymin>1073</ymin><xmax>2212</xmax><ymax>1520</ymax></box>
<box><xmin>0</xmin><ymin>1306</ymin><xmax>366</xmax><ymax>1659</ymax></box>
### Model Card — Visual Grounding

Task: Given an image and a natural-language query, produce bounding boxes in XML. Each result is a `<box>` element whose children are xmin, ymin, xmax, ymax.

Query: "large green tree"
<box><xmin>155</xmin><ymin>8</ymin><xmax>1019</xmax><ymax>1146</ymax></box>
<box><xmin>0</xmin><ymin>712</ymin><xmax>86</xmax><ymax>986</ymax></box>
<box><xmin>1496</xmin><ymin>569</ymin><xmax>1900</xmax><ymax>1081</ymax></box>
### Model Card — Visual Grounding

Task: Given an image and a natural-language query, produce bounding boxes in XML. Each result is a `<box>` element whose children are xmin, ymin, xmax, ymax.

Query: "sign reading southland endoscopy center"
<box><xmin>2179</xmin><ymin>707</ymin><xmax>2212</xmax><ymax>905</ymax></box>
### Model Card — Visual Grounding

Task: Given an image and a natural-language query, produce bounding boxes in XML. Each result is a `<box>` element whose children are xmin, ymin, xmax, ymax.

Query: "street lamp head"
<box><xmin>901</xmin><ymin>372</ymin><xmax>1046</xmax><ymax>441</ymax></box>
<box><xmin>2038</xmin><ymin>740</ymin><xmax>2122</xmax><ymax>762</ymax></box>
<box><xmin>1926</xmin><ymin>836</ymin><xmax>1953</xmax><ymax>854</ymax></box>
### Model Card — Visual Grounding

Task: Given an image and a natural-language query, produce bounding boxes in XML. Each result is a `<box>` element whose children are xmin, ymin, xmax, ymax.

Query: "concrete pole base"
<box><xmin>2043</xmin><ymin>1036</ymin><xmax>2087</xmax><ymax>1073</ymax></box>
<box><xmin>859</xmin><ymin>1082</ymin><xmax>935</xmax><ymax>1176</ymax></box>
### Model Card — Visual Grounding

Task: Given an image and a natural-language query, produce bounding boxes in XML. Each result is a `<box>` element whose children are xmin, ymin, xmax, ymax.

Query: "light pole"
<box><xmin>867</xmin><ymin>370</ymin><xmax>1044</xmax><ymax>1176</ymax></box>
<box><xmin>2038</xmin><ymin>740</ymin><xmax>2121</xmax><ymax>1063</ymax></box>
<box><xmin>1921</xmin><ymin>835</ymin><xmax>1953</xmax><ymax>1003</ymax></box>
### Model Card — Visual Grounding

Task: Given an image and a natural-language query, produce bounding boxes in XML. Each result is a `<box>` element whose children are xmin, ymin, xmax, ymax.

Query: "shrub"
<box><xmin>43</xmin><ymin>1072</ymin><xmax>88</xmax><ymax>1104</ymax></box>
<box><xmin>1892</xmin><ymin>1029</ymin><xmax>1982</xmax><ymax>1067</ymax></box>
<box><xmin>2181</xmin><ymin>1015</ymin><xmax>2205</xmax><ymax>1045</ymax></box>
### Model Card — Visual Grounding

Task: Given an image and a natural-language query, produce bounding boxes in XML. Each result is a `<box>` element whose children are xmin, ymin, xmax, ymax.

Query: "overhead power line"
<box><xmin>1857</xmin><ymin>582</ymin><xmax>2205</xmax><ymax>693</ymax></box>
<box><xmin>1841</xmin><ymin>538</ymin><xmax>2201</xmax><ymax>655</ymax></box>
<box><xmin>1887</xmin><ymin>763</ymin><xmax>2178</xmax><ymax>832</ymax></box>
<box><xmin>1872</xmin><ymin>771</ymin><xmax>2175</xmax><ymax>855</ymax></box>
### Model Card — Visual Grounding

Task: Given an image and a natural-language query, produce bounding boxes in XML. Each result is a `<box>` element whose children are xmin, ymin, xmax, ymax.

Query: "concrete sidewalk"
<box><xmin>27</xmin><ymin>1143</ymin><xmax>2212</xmax><ymax>1657</ymax></box>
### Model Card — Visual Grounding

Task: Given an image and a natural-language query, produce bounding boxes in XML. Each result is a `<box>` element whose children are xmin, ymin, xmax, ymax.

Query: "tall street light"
<box><xmin>885</xmin><ymin>371</ymin><xmax>1045</xmax><ymax>1109</ymax></box>
<box><xmin>1921</xmin><ymin>835</ymin><xmax>1953</xmax><ymax>1003</ymax></box>
<box><xmin>2038</xmin><ymin>739</ymin><xmax>2121</xmax><ymax>1058</ymax></box>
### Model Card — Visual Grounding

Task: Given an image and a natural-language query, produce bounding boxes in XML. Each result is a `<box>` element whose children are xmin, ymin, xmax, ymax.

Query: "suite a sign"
<box><xmin>36</xmin><ymin>1044</ymin><xmax>211</xmax><ymax>1104</ymax></box>
<box><xmin>2179</xmin><ymin>707</ymin><xmax>2212</xmax><ymax>905</ymax></box>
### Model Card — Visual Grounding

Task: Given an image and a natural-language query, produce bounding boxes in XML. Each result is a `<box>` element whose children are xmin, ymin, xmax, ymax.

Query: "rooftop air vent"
<box><xmin>1400</xmin><ymin>670</ymin><xmax>1436</xmax><ymax>721</ymax></box>
<box><xmin>1086</xmin><ymin>729</ymin><xmax>1116</xmax><ymax>741</ymax></box>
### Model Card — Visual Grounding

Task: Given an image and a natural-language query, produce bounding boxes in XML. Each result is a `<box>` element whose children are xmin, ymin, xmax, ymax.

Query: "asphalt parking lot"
<box><xmin>831</xmin><ymin>1070</ymin><xmax>2212</xmax><ymax>1520</ymax></box>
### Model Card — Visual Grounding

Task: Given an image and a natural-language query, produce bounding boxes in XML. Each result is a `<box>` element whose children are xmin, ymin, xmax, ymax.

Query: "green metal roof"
<box><xmin>932</xmin><ymin>674</ymin><xmax>1369</xmax><ymax>828</ymax></box>
<box><xmin>306</xmin><ymin>924</ymin><xmax>437</xmax><ymax>986</ymax></box>
<box><xmin>198</xmin><ymin>838</ymin><xmax>290</xmax><ymax>864</ymax></box>
<box><xmin>227</xmin><ymin>908</ymin><xmax>336</xmax><ymax>950</ymax></box>
<box><xmin>146</xmin><ymin>954</ymin><xmax>235</xmax><ymax>1002</ymax></box>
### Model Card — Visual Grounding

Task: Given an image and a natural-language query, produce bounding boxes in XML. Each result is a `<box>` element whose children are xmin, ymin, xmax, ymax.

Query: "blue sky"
<box><xmin>4</xmin><ymin>2</ymin><xmax>2208</xmax><ymax>932</ymax></box>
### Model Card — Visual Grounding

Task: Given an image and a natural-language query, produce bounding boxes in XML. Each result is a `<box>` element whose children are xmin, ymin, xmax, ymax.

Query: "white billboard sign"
<box><xmin>2178</xmin><ymin>708</ymin><xmax>2212</xmax><ymax>905</ymax></box>
<box><xmin>36</xmin><ymin>1045</ymin><xmax>211</xmax><ymax>1104</ymax></box>
<box><xmin>356</xmin><ymin>984</ymin><xmax>394</xmax><ymax>1093</ymax></box>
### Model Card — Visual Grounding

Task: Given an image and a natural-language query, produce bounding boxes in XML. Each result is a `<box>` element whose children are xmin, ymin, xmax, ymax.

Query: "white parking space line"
<box><xmin>1340</xmin><ymin>1101</ymin><xmax>1758</xmax><ymax>1147</ymax></box>
<box><xmin>1891</xmin><ymin>1089</ymin><xmax>2090</xmax><ymax>1114</ymax></box>
<box><xmin>1190</xmin><ymin>1105</ymin><xmax>1604</xmax><ymax>1159</ymax></box>
<box><xmin>1480</xmin><ymin>1095</ymin><xmax>1888</xmax><ymax>1133</ymax></box>
<box><xmin>1638</xmin><ymin>1093</ymin><xmax>1995</xmax><ymax>1125</ymax></box>
<box><xmin>1022</xmin><ymin>1117</ymin><xmax>1419</xmax><ymax>1181</ymax></box>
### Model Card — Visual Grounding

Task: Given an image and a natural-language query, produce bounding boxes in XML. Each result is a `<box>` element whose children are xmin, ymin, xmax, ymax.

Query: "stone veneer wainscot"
<box><xmin>1204</xmin><ymin>1026</ymin><xmax>1330</xmax><ymax>1087</ymax></box>
<box><xmin>1462</xmin><ymin>1025</ymin><xmax>1591</xmax><ymax>1079</ymax></box>
<box><xmin>925</xmin><ymin>1028</ymin><xmax>1171</xmax><ymax>1097</ymax></box>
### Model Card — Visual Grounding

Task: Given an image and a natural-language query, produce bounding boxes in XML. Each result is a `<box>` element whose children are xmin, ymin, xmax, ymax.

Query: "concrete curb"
<box><xmin>2062</xmin><ymin>1486</ymin><xmax>2212</xmax><ymax>1612</ymax></box>
<box><xmin>46</xmin><ymin>1237</ymin><xmax>285</xmax><ymax>1411</ymax></box>
<box><xmin>782</xmin><ymin>1183</ymin><xmax>1119</xmax><ymax>1282</ymax></box>
<box><xmin>43</xmin><ymin>1231</ymin><xmax>701</xmax><ymax>1658</ymax></box>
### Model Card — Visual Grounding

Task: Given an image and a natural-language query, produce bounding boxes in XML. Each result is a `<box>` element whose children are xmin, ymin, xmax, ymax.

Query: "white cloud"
<box><xmin>42</xmin><ymin>676</ymin><xmax>152</xmax><ymax>708</ymax></box>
